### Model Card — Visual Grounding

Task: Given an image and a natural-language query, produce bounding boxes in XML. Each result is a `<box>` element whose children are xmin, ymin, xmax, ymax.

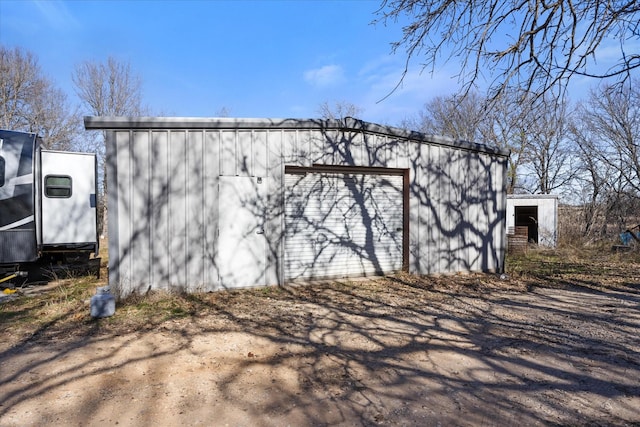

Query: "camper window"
<box><xmin>0</xmin><ymin>155</ymin><xmax>4</xmax><ymax>187</ymax></box>
<box><xmin>45</xmin><ymin>175</ymin><xmax>72</xmax><ymax>198</ymax></box>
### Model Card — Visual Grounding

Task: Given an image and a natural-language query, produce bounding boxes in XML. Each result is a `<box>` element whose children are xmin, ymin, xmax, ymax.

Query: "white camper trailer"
<box><xmin>0</xmin><ymin>129</ymin><xmax>99</xmax><ymax>284</ymax></box>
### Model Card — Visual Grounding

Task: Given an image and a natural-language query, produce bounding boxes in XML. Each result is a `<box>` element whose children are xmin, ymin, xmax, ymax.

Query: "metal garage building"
<box><xmin>85</xmin><ymin>117</ymin><xmax>508</xmax><ymax>298</ymax></box>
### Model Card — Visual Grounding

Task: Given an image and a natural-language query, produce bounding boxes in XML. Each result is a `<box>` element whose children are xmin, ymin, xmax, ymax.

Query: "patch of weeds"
<box><xmin>168</xmin><ymin>306</ymin><xmax>189</xmax><ymax>317</ymax></box>
<box><xmin>0</xmin><ymin>295</ymin><xmax>40</xmax><ymax>324</ymax></box>
<box><xmin>113</xmin><ymin>290</ymin><xmax>202</xmax><ymax>327</ymax></box>
<box><xmin>505</xmin><ymin>245</ymin><xmax>640</xmax><ymax>292</ymax></box>
<box><xmin>0</xmin><ymin>273</ymin><xmax>106</xmax><ymax>346</ymax></box>
<box><xmin>509</xmin><ymin>249</ymin><xmax>578</xmax><ymax>276</ymax></box>
<box><xmin>255</xmin><ymin>286</ymin><xmax>277</xmax><ymax>297</ymax></box>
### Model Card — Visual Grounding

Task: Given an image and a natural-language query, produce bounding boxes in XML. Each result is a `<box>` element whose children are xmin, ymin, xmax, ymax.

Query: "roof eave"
<box><xmin>84</xmin><ymin>116</ymin><xmax>510</xmax><ymax>157</ymax></box>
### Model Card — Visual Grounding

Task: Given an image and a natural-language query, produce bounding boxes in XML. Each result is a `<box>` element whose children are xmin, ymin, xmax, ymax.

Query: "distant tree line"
<box><xmin>375</xmin><ymin>0</ymin><xmax>640</xmax><ymax>244</ymax></box>
<box><xmin>398</xmin><ymin>82</ymin><xmax>640</xmax><ymax>242</ymax></box>
<box><xmin>3</xmin><ymin>38</ymin><xmax>639</xmax><ymax>243</ymax></box>
<box><xmin>0</xmin><ymin>47</ymin><xmax>78</xmax><ymax>150</ymax></box>
<box><xmin>0</xmin><ymin>45</ymin><xmax>146</xmax><ymax>236</ymax></box>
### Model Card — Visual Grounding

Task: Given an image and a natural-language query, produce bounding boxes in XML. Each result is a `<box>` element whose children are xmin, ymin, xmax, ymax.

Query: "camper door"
<box><xmin>40</xmin><ymin>150</ymin><xmax>97</xmax><ymax>250</ymax></box>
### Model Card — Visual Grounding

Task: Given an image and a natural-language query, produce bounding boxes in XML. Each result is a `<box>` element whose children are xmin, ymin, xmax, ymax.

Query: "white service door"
<box><xmin>218</xmin><ymin>176</ymin><xmax>267</xmax><ymax>289</ymax></box>
<box><xmin>40</xmin><ymin>151</ymin><xmax>97</xmax><ymax>245</ymax></box>
<box><xmin>285</xmin><ymin>172</ymin><xmax>403</xmax><ymax>281</ymax></box>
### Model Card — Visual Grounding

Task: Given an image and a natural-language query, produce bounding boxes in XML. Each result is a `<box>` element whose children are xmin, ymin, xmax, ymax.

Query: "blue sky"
<box><xmin>0</xmin><ymin>0</ymin><xmax>466</xmax><ymax>125</ymax></box>
<box><xmin>2</xmin><ymin>1</ymin><xmax>636</xmax><ymax>127</ymax></box>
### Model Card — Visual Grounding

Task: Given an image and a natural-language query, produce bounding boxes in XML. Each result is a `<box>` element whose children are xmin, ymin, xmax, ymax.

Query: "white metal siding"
<box><xmin>284</xmin><ymin>171</ymin><xmax>403</xmax><ymax>280</ymax></box>
<box><xmin>90</xmin><ymin>118</ymin><xmax>508</xmax><ymax>298</ymax></box>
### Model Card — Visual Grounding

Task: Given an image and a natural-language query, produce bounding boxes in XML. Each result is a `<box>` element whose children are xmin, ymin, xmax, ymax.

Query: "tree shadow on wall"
<box><xmin>105</xmin><ymin>119</ymin><xmax>506</xmax><ymax>297</ymax></box>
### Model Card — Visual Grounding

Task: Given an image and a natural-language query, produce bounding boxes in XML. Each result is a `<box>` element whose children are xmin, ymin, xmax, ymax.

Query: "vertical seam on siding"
<box><xmin>128</xmin><ymin>130</ymin><xmax>133</xmax><ymax>288</ymax></box>
<box><xmin>403</xmin><ymin>169</ymin><xmax>410</xmax><ymax>272</ymax></box>
<box><xmin>185</xmin><ymin>130</ymin><xmax>190</xmax><ymax>289</ymax></box>
<box><xmin>279</xmin><ymin>129</ymin><xmax>285</xmax><ymax>284</ymax></box>
<box><xmin>250</xmin><ymin>130</ymin><xmax>255</xmax><ymax>177</ymax></box>
<box><xmin>148</xmin><ymin>131</ymin><xmax>153</xmax><ymax>287</ymax></box>
<box><xmin>234</xmin><ymin>130</ymin><xmax>238</xmax><ymax>176</ymax></box>
<box><xmin>202</xmin><ymin>130</ymin><xmax>208</xmax><ymax>288</ymax></box>
<box><xmin>218</xmin><ymin>130</ymin><xmax>222</xmax><ymax>178</ymax></box>
<box><xmin>147</xmin><ymin>130</ymin><xmax>152</xmax><ymax>288</ymax></box>
<box><xmin>168</xmin><ymin>130</ymin><xmax>173</xmax><ymax>287</ymax></box>
<box><xmin>184</xmin><ymin>130</ymin><xmax>188</xmax><ymax>286</ymax></box>
<box><xmin>265</xmin><ymin>130</ymin><xmax>269</xmax><ymax>178</ymax></box>
<box><xmin>307</xmin><ymin>129</ymin><xmax>312</xmax><ymax>165</ymax></box>
<box><xmin>165</xmin><ymin>130</ymin><xmax>170</xmax><ymax>287</ymax></box>
<box><xmin>201</xmin><ymin>129</ymin><xmax>206</xmax><ymax>287</ymax></box>
<box><xmin>414</xmin><ymin>142</ymin><xmax>420</xmax><ymax>272</ymax></box>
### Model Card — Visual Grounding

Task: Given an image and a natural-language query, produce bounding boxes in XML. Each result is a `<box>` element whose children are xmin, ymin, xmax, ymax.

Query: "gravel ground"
<box><xmin>1</xmin><ymin>259</ymin><xmax>639</xmax><ymax>426</ymax></box>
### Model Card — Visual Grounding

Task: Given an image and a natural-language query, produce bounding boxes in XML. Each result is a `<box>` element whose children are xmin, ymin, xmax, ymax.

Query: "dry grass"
<box><xmin>506</xmin><ymin>244</ymin><xmax>640</xmax><ymax>293</ymax></box>
<box><xmin>2</xmin><ymin>244</ymin><xmax>639</xmax><ymax>350</ymax></box>
<box><xmin>2</xmin><ymin>244</ymin><xmax>639</xmax><ymax>426</ymax></box>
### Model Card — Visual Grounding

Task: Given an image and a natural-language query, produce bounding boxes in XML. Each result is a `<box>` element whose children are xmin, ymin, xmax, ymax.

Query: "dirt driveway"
<box><xmin>1</xmin><ymin>252</ymin><xmax>639</xmax><ymax>426</ymax></box>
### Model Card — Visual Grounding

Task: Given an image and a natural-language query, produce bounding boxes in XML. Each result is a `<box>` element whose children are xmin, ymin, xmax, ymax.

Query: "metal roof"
<box><xmin>507</xmin><ymin>194</ymin><xmax>559</xmax><ymax>199</ymax></box>
<box><xmin>84</xmin><ymin>116</ymin><xmax>510</xmax><ymax>157</ymax></box>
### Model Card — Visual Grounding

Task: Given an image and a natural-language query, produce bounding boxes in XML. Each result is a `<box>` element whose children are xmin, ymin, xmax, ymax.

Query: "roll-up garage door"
<box><xmin>285</xmin><ymin>169</ymin><xmax>404</xmax><ymax>281</ymax></box>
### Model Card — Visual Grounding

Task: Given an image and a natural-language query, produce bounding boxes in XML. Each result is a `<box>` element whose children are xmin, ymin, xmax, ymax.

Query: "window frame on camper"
<box><xmin>44</xmin><ymin>174</ymin><xmax>73</xmax><ymax>198</ymax></box>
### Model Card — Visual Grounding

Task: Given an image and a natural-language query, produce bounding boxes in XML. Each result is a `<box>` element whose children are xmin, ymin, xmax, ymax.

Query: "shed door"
<box><xmin>285</xmin><ymin>171</ymin><xmax>403</xmax><ymax>281</ymax></box>
<box><xmin>514</xmin><ymin>205</ymin><xmax>539</xmax><ymax>244</ymax></box>
<box><xmin>218</xmin><ymin>176</ymin><xmax>267</xmax><ymax>289</ymax></box>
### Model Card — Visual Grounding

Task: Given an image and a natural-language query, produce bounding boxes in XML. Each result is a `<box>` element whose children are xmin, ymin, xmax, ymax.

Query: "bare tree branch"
<box><xmin>73</xmin><ymin>56</ymin><xmax>145</xmax><ymax>117</ymax></box>
<box><xmin>0</xmin><ymin>45</ymin><xmax>79</xmax><ymax>149</ymax></box>
<box><xmin>72</xmin><ymin>56</ymin><xmax>146</xmax><ymax>236</ymax></box>
<box><xmin>317</xmin><ymin>100</ymin><xmax>364</xmax><ymax>120</ymax></box>
<box><xmin>376</xmin><ymin>0</ymin><xmax>640</xmax><ymax>102</ymax></box>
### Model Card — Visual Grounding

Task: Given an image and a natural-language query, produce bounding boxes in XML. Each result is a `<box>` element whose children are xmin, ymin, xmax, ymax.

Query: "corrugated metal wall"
<box><xmin>94</xmin><ymin>118</ymin><xmax>507</xmax><ymax>298</ymax></box>
<box><xmin>409</xmin><ymin>143</ymin><xmax>506</xmax><ymax>275</ymax></box>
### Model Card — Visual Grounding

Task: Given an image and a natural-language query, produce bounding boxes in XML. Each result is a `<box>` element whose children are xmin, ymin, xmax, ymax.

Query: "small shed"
<box><xmin>85</xmin><ymin>117</ymin><xmax>509</xmax><ymax>298</ymax></box>
<box><xmin>506</xmin><ymin>194</ymin><xmax>558</xmax><ymax>247</ymax></box>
